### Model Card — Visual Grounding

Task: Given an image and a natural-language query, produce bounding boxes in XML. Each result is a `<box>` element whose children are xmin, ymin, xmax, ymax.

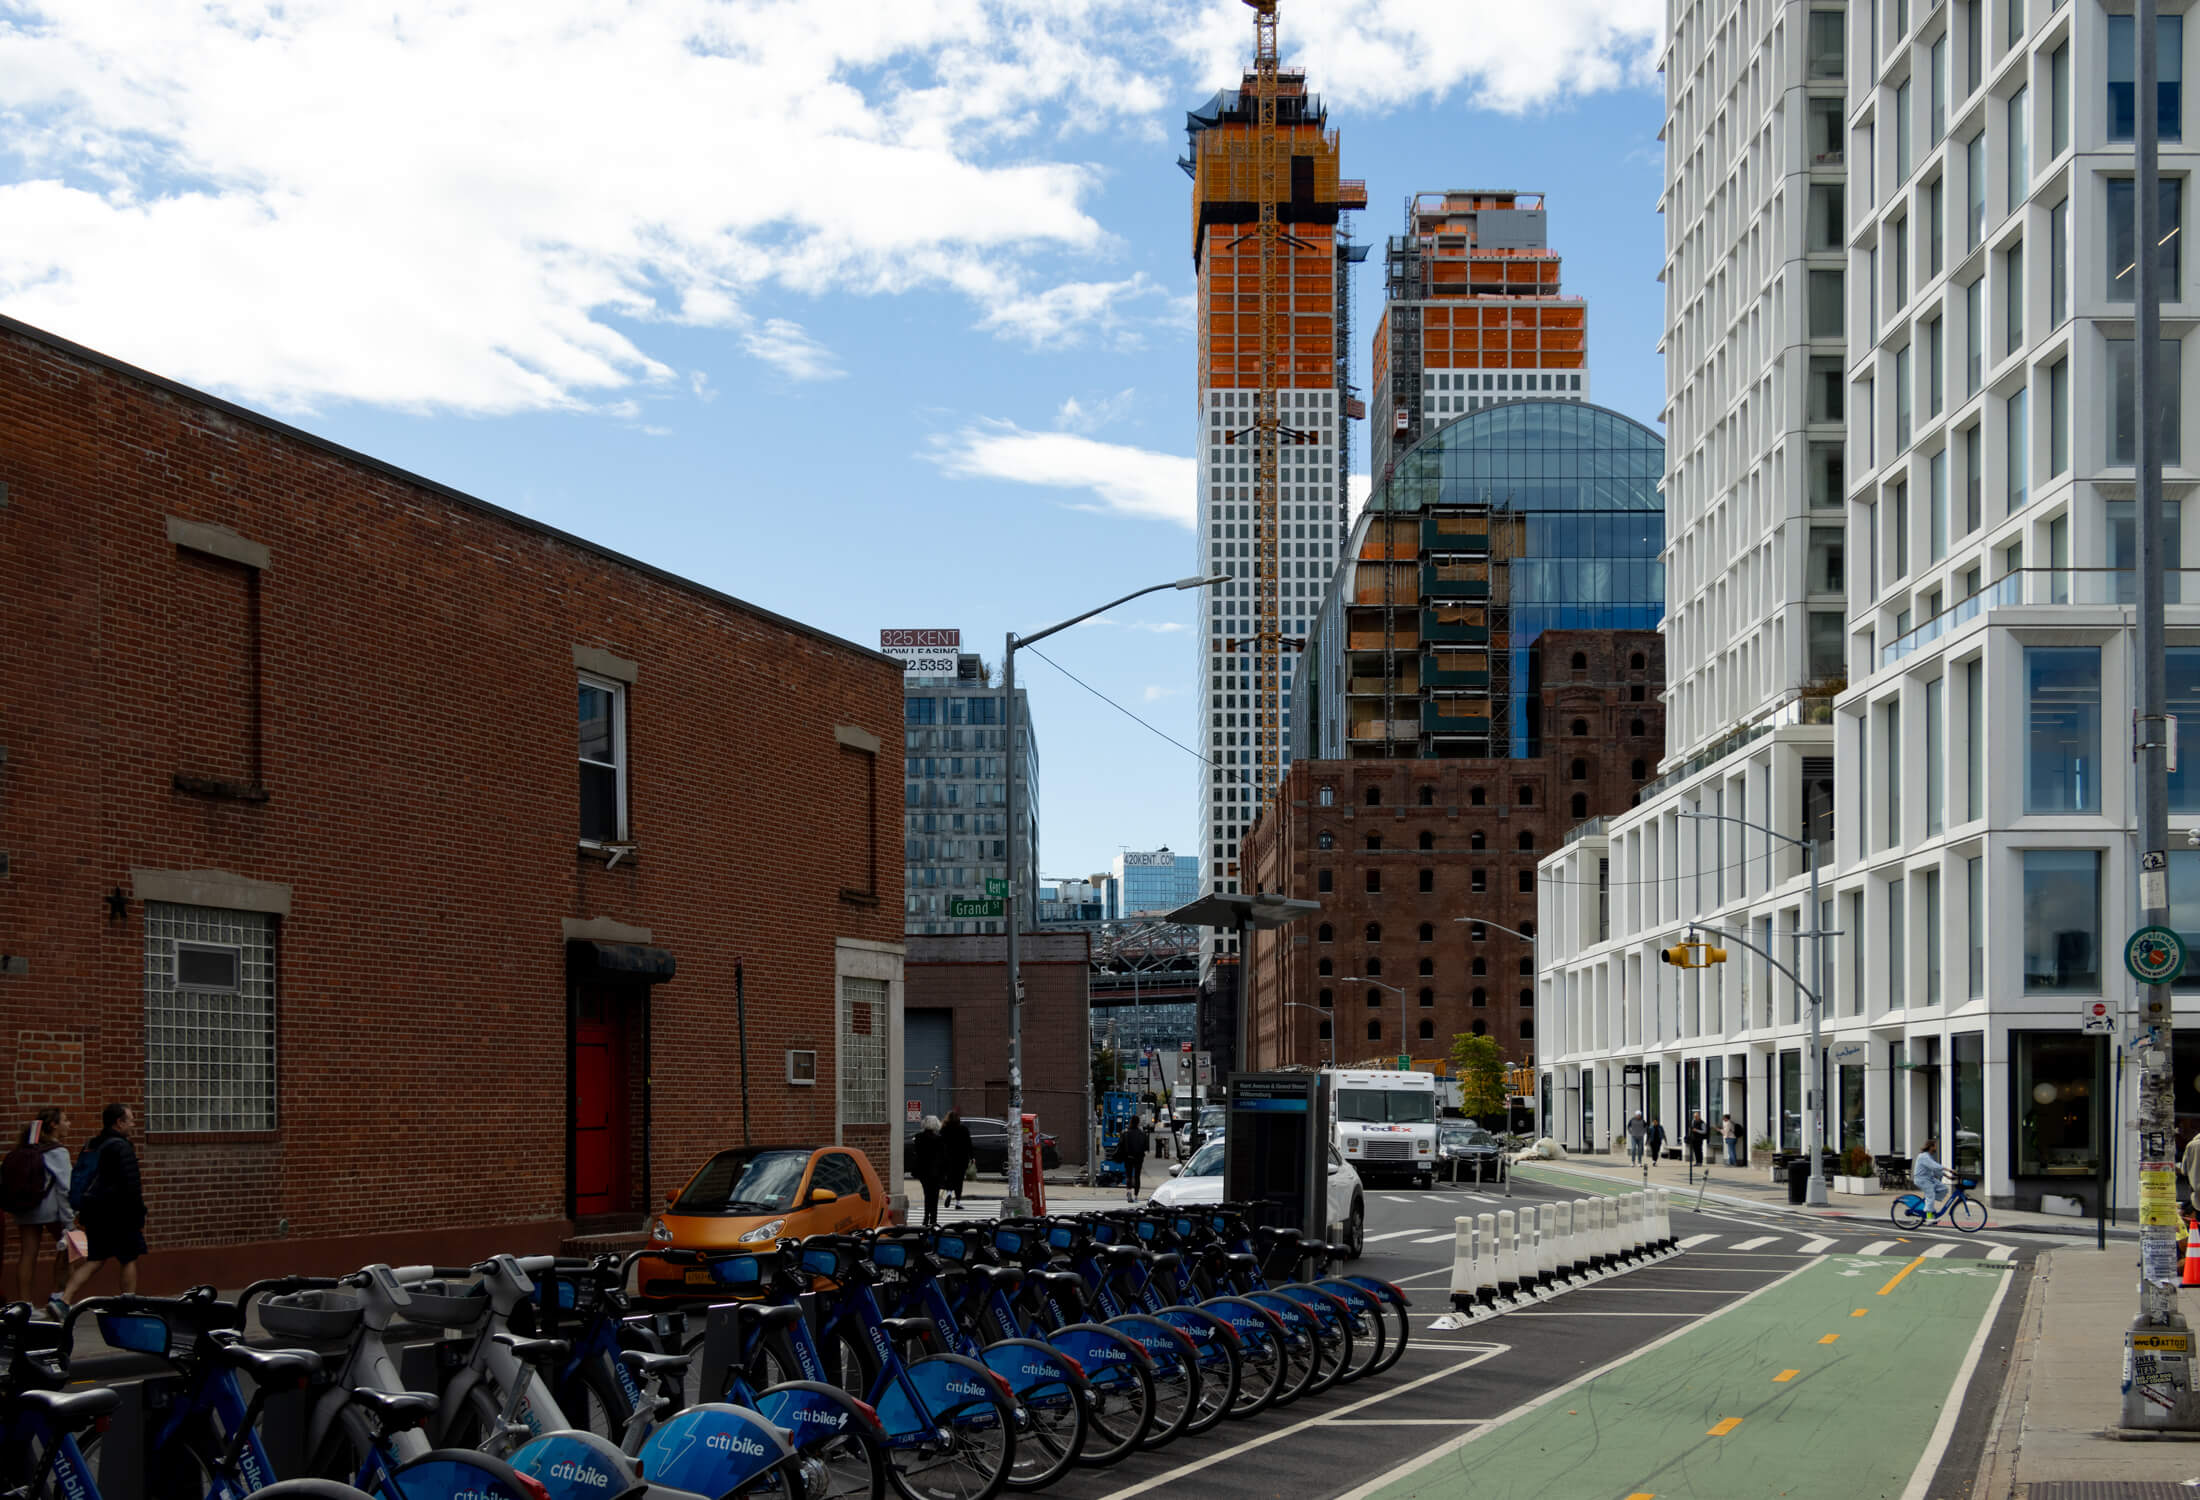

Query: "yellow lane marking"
<box><xmin>1707</xmin><ymin>1417</ymin><xmax>1743</xmax><ymax>1437</ymax></box>
<box><xmin>1774</xmin><ymin>1369</ymin><xmax>1800</xmax><ymax>1383</ymax></box>
<box><xmin>1851</xmin><ymin>1308</ymin><xmax>1868</xmax><ymax>1318</ymax></box>
<box><xmin>1625</xmin><ymin>1494</ymin><xmax>1655</xmax><ymax>1499</ymax></box>
<box><xmin>1818</xmin><ymin>1334</ymin><xmax>1840</xmax><ymax>1344</ymax></box>
<box><xmin>1877</xmin><ymin>1254</ymin><xmax>1928</xmax><ymax>1296</ymax></box>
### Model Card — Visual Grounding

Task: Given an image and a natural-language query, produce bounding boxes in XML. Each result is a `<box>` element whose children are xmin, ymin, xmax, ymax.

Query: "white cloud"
<box><xmin>1350</xmin><ymin>472</ymin><xmax>1372</xmax><ymax>517</ymax></box>
<box><xmin>741</xmin><ymin>319</ymin><xmax>843</xmax><ymax>382</ymax></box>
<box><xmin>0</xmin><ymin>0</ymin><xmax>1659</xmax><ymax>416</ymax></box>
<box><xmin>1142</xmin><ymin>684</ymin><xmax>1183</xmax><ymax>702</ymax></box>
<box><xmin>1054</xmin><ymin>388</ymin><xmax>1137</xmax><ymax>433</ymax></box>
<box><xmin>929</xmin><ymin>420</ymin><xmax>1192</xmax><ymax>526</ymax></box>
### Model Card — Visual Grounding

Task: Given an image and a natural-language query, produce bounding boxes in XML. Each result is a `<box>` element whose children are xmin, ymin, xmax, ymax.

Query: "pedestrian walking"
<box><xmin>938</xmin><ymin>1111</ymin><xmax>973</xmax><ymax>1211</ymax></box>
<box><xmin>1646</xmin><ymin>1118</ymin><xmax>1668</xmax><ymax>1163</ymax></box>
<box><xmin>1116</xmin><ymin>1118</ymin><xmax>1150</xmax><ymax>1201</ymax></box>
<box><xmin>4</xmin><ymin>1108</ymin><xmax>73</xmax><ymax>1303</ymax></box>
<box><xmin>1685</xmin><ymin>1112</ymin><xmax>1709</xmax><ymax>1168</ymax></box>
<box><xmin>54</xmin><ymin>1103</ymin><xmax>145</xmax><ymax>1315</ymax></box>
<box><xmin>908</xmin><ymin>1116</ymin><xmax>946</xmax><ymax>1228</ymax></box>
<box><xmin>1623</xmin><ymin>1111</ymin><xmax>1647</xmax><ymax>1165</ymax></box>
<box><xmin>1720</xmin><ymin>1113</ymin><xmax>1741</xmax><ymax>1167</ymax></box>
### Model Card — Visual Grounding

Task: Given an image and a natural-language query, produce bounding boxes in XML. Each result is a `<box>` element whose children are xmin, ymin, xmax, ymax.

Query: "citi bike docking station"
<box><xmin>0</xmin><ymin>1152</ymin><xmax>1414</xmax><ymax>1500</ymax></box>
<box><xmin>1440</xmin><ymin>1189</ymin><xmax>1681</xmax><ymax>1323</ymax></box>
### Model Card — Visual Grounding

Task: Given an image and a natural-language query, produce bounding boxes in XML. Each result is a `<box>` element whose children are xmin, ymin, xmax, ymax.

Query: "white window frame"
<box><xmin>578</xmin><ymin>672</ymin><xmax>629</xmax><ymax>844</ymax></box>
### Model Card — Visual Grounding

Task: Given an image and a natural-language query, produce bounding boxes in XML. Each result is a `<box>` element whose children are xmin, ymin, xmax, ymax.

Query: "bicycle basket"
<box><xmin>932</xmin><ymin>1233</ymin><xmax>969</xmax><ymax>1264</ymax></box>
<box><xmin>990</xmin><ymin>1228</ymin><xmax>1025</xmax><ymax>1257</ymax></box>
<box><xmin>260</xmin><ymin>1290</ymin><xmax>365</xmax><ymax>1342</ymax></box>
<box><xmin>96</xmin><ymin>1313</ymin><xmax>172</xmax><ymax>1358</ymax></box>
<box><xmin>1045</xmin><ymin>1225</ymin><xmax>1077</xmax><ymax>1252</ymax></box>
<box><xmin>705</xmin><ymin>1254</ymin><xmax>767</xmax><ymax>1290</ymax></box>
<box><xmin>1960</xmin><ymin>1178</ymin><xmax>1979</xmax><ymax>1190</ymax></box>
<box><xmin>402</xmin><ymin>1279</ymin><xmax>489</xmax><ymax>1329</ymax></box>
<box><xmin>869</xmin><ymin>1240</ymin><xmax>909</xmax><ymax>1272</ymax></box>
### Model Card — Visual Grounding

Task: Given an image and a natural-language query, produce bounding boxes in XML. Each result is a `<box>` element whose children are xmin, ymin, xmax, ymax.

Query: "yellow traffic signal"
<box><xmin>1659</xmin><ymin>941</ymin><xmax>1729</xmax><ymax>969</ymax></box>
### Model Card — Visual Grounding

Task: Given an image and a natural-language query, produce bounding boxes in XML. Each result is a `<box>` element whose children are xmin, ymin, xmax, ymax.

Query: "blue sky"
<box><xmin>0</xmin><ymin>0</ymin><xmax>1666</xmax><ymax>883</ymax></box>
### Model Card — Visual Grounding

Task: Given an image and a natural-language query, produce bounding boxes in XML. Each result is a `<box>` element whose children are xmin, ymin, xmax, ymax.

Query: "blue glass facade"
<box><xmin>1294</xmin><ymin>401</ymin><xmax>1666</xmax><ymax>760</ymax></box>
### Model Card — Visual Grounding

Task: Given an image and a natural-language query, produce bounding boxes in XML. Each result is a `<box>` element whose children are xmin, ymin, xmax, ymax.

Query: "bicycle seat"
<box><xmin>1223</xmin><ymin>1253</ymin><xmax>1260</xmax><ymax>1274</ymax></box>
<box><xmin>210</xmin><ymin>1340</ymin><xmax>322</xmax><ymax>1385</ymax></box>
<box><xmin>877</xmin><ymin>1316</ymin><xmax>937</xmax><ymax>1349</ymax></box>
<box><xmin>966</xmin><ymin>1264</ymin><xmax>1021</xmax><ymax>1294</ymax></box>
<box><xmin>1032</xmin><ymin>1269</ymin><xmax>1085</xmax><ymax>1294</ymax></box>
<box><xmin>492</xmin><ymin>1334</ymin><xmax>571</xmax><ymax>1368</ymax></box>
<box><xmin>1297</xmin><ymin>1241</ymin><xmax>1334</xmax><ymax>1260</ymax></box>
<box><xmin>726</xmin><ymin>1302</ymin><xmax>804</xmax><ymax>1338</ymax></box>
<box><xmin>350</xmin><ymin>1388</ymin><xmax>436</xmax><ymax>1433</ymax></box>
<box><xmin>16</xmin><ymin>1387</ymin><xmax>120</xmax><ymax>1432</ymax></box>
<box><xmin>1098</xmin><ymin>1245</ymin><xmax>1147</xmax><ymax>1266</ymax></box>
<box><xmin>617</xmin><ymin>1349</ymin><xmax>692</xmax><ymax>1379</ymax></box>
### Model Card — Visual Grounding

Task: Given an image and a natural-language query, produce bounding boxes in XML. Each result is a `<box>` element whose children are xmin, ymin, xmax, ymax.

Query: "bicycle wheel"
<box><xmin>1105</xmin><ymin>1317</ymin><xmax>1197</xmax><ymax>1451</ymax></box>
<box><xmin>1002</xmin><ymin>1381</ymin><xmax>1086</xmax><ymax>1491</ymax></box>
<box><xmin>1318</xmin><ymin>1284</ymin><xmax>1386</xmax><ymax>1384</ymax></box>
<box><xmin>1277</xmin><ymin>1286</ymin><xmax>1354</xmax><ymax>1395</ymax></box>
<box><xmin>1948</xmin><ymin>1195</ymin><xmax>1988</xmax><ymax>1233</ymax></box>
<box><xmin>1200</xmin><ymin>1297</ymin><xmax>1287</xmax><ymax>1417</ymax></box>
<box><xmin>888</xmin><ymin>1353</ymin><xmax>1016</xmax><ymax>1500</ymax></box>
<box><xmin>1151</xmin><ymin>1308</ymin><xmax>1240</xmax><ymax>1436</ymax></box>
<box><xmin>1890</xmin><ymin>1195</ymin><xmax>1928</xmax><ymax>1231</ymax></box>
<box><xmin>1045</xmin><ymin>1322</ymin><xmax>1154</xmax><ymax>1466</ymax></box>
<box><xmin>754</xmin><ymin>1382</ymin><xmax>889</xmax><ymax>1500</ymax></box>
<box><xmin>1243</xmin><ymin>1292</ymin><xmax>1323</xmax><ymax>1407</ymax></box>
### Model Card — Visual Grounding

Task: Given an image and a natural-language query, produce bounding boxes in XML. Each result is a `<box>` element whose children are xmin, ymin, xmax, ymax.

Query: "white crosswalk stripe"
<box><xmin>1678</xmin><ymin>1233</ymin><xmax>1717</xmax><ymax>1249</ymax></box>
<box><xmin>1986</xmin><ymin>1243</ymin><xmax>2016</xmax><ymax>1262</ymax></box>
<box><xmin>1413</xmin><ymin>1233</ymin><xmax>1457</xmax><ymax>1244</ymax></box>
<box><xmin>1796</xmin><ymin>1236</ymin><xmax>1836</xmax><ymax>1255</ymax></box>
<box><xmin>1728</xmin><ymin>1236</ymin><xmax>1778</xmax><ymax>1251</ymax></box>
<box><xmin>1365</xmin><ymin>1228</ymin><xmax>1434</xmax><ymax>1244</ymax></box>
<box><xmin>1857</xmin><ymin>1240</ymin><xmax>1899</xmax><ymax>1256</ymax></box>
<box><xmin>1381</xmin><ymin>1195</ymin><xmax>1417</xmax><ymax>1204</ymax></box>
<box><xmin>1922</xmin><ymin>1242</ymin><xmax>1959</xmax><ymax>1258</ymax></box>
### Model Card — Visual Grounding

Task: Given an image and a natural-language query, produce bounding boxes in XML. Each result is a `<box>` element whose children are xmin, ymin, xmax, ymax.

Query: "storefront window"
<box><xmin>2014</xmin><ymin>1032</ymin><xmax>2101</xmax><ymax>1176</ymax></box>
<box><xmin>1840</xmin><ymin>1065</ymin><xmax>1867</xmax><ymax>1153</ymax></box>
<box><xmin>2023</xmin><ymin>849</ymin><xmax>2102</xmax><ymax>992</ymax></box>
<box><xmin>1952</xmin><ymin>1032</ymin><xmax>1985</xmax><ymax>1177</ymax></box>
<box><xmin>1780</xmin><ymin>1049</ymin><xmax>1803</xmax><ymax>1152</ymax></box>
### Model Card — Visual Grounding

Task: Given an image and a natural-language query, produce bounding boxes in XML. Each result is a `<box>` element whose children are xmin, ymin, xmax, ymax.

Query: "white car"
<box><xmin>1147</xmin><ymin>1139</ymin><xmax>1366</xmax><ymax>1258</ymax></box>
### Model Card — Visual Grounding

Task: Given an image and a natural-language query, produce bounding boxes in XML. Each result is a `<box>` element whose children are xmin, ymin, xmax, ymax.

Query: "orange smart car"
<box><xmin>635</xmin><ymin>1143</ymin><xmax>891</xmax><ymax>1296</ymax></box>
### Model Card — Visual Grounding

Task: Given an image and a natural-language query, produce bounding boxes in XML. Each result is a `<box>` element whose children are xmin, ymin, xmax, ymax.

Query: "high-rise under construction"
<box><xmin>1182</xmin><ymin>0</ymin><xmax>1364</xmax><ymax>965</ymax></box>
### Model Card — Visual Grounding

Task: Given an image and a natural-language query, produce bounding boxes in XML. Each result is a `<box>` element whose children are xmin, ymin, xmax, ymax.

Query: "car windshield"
<box><xmin>1337</xmin><ymin>1089</ymin><xmax>1438</xmax><ymax>1125</ymax></box>
<box><xmin>1183</xmin><ymin>1142</ymin><xmax>1224</xmax><ymax>1177</ymax></box>
<box><xmin>1440</xmin><ymin>1124</ymin><xmax>1490</xmax><ymax>1145</ymax></box>
<box><xmin>673</xmin><ymin>1148</ymin><xmax>812</xmax><ymax>1215</ymax></box>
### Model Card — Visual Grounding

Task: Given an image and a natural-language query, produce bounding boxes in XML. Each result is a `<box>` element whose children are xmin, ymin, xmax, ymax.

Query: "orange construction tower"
<box><xmin>1184</xmin><ymin>0</ymin><xmax>1366</xmax><ymax>938</ymax></box>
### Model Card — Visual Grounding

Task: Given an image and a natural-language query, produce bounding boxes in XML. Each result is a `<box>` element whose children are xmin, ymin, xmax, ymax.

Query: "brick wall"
<box><xmin>905</xmin><ymin>932</ymin><xmax>1091</xmax><ymax>1166</ymax></box>
<box><xmin>0</xmin><ymin>317</ymin><xmax>904</xmax><ymax>1285</ymax></box>
<box><xmin>1243</xmin><ymin>630</ymin><xmax>1665</xmax><ymax>1073</ymax></box>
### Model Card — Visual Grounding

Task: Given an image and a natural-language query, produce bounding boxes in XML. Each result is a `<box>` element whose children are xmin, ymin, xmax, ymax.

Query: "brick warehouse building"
<box><xmin>0</xmin><ymin>316</ymin><xmax>905</xmax><ymax>1288</ymax></box>
<box><xmin>1242</xmin><ymin>631</ymin><xmax>1664</xmax><ymax>1072</ymax></box>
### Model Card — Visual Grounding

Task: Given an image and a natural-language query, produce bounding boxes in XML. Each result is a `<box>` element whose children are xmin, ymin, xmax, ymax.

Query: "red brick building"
<box><xmin>903</xmin><ymin>932</ymin><xmax>1091</xmax><ymax>1168</ymax></box>
<box><xmin>0</xmin><ymin>316</ymin><xmax>905</xmax><ymax>1288</ymax></box>
<box><xmin>1242</xmin><ymin>630</ymin><xmax>1663</xmax><ymax>1073</ymax></box>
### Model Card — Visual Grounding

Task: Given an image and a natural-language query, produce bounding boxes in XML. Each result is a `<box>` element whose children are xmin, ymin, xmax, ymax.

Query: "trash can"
<box><xmin>1786</xmin><ymin>1159</ymin><xmax>1809</xmax><ymax>1205</ymax></box>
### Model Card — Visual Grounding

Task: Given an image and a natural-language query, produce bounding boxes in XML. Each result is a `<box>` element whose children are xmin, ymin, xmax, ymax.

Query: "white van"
<box><xmin>1324</xmin><ymin>1069</ymin><xmax>1440</xmax><ymax>1188</ymax></box>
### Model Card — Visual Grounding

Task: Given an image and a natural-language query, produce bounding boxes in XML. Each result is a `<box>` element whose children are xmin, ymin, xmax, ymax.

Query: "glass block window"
<box><xmin>838</xmin><ymin>976</ymin><xmax>889</xmax><ymax>1126</ymax></box>
<box><xmin>144</xmin><ymin>902</ymin><xmax>276</xmax><ymax>1133</ymax></box>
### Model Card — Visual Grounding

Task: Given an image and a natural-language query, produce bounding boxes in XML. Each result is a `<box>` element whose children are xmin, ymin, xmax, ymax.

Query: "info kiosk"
<box><xmin>1222</xmin><ymin>1071</ymin><xmax>1331</xmax><ymax>1240</ymax></box>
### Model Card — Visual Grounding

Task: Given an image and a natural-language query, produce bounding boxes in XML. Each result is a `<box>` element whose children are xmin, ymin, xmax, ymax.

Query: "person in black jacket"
<box><xmin>54</xmin><ymin>1103</ymin><xmax>146</xmax><ymax>1314</ymax></box>
<box><xmin>938</xmin><ymin>1111</ymin><xmax>973</xmax><ymax>1210</ymax></box>
<box><xmin>1117</xmin><ymin>1119</ymin><xmax>1150</xmax><ymax>1201</ymax></box>
<box><xmin>1684</xmin><ymin>1112</ymin><xmax>1709</xmax><ymax>1168</ymax></box>
<box><xmin>908</xmin><ymin>1117</ymin><xmax>946</xmax><ymax>1228</ymax></box>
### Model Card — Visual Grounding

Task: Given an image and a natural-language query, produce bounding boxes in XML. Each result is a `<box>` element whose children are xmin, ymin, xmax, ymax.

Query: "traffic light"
<box><xmin>1658</xmin><ymin>940</ymin><xmax>1729</xmax><ymax>969</ymax></box>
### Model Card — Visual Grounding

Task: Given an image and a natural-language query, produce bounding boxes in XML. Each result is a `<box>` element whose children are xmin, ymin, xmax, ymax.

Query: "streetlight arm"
<box><xmin>1682</xmin><ymin>923</ymin><xmax>1820</xmax><ymax>1006</ymax></box>
<box><xmin>1453</xmin><ymin>917</ymin><xmax>1535</xmax><ymax>945</ymax></box>
<box><xmin>1676</xmin><ymin>808</ymin><xmax>1810</xmax><ymax>855</ymax></box>
<box><xmin>1339</xmin><ymin>977</ymin><xmax>1407</xmax><ymax>995</ymax></box>
<box><xmin>1012</xmin><ymin>575</ymin><xmax>1227</xmax><ymax>653</ymax></box>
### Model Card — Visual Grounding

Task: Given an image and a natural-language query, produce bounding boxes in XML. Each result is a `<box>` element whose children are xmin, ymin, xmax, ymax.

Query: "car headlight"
<box><xmin>1418</xmin><ymin>1142</ymin><xmax>1431</xmax><ymax>1154</ymax></box>
<box><xmin>649</xmin><ymin>1218</ymin><xmax>673</xmax><ymax>1243</ymax></box>
<box><xmin>738</xmin><ymin>1218</ymin><xmax>787</xmax><ymax>1244</ymax></box>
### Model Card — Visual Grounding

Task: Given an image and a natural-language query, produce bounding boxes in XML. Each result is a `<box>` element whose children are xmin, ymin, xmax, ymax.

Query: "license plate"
<box><xmin>685</xmin><ymin>1269</ymin><xmax>716</xmax><ymax>1285</ymax></box>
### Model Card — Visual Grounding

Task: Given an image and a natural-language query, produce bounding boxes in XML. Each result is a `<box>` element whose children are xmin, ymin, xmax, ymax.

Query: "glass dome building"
<box><xmin>1292</xmin><ymin>400</ymin><xmax>1666</xmax><ymax>760</ymax></box>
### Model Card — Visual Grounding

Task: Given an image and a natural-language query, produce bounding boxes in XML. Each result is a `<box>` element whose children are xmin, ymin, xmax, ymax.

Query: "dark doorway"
<box><xmin>572</xmin><ymin>981</ymin><xmax>631</xmax><ymax>1217</ymax></box>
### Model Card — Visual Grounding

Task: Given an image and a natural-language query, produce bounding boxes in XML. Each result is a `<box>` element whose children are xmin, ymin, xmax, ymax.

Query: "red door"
<box><xmin>573</xmin><ymin>987</ymin><xmax>629</xmax><ymax>1216</ymax></box>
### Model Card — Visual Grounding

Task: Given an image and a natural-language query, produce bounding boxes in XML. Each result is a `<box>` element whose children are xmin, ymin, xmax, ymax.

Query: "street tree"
<box><xmin>1449</xmin><ymin>1032</ymin><xmax>1508</xmax><ymax>1121</ymax></box>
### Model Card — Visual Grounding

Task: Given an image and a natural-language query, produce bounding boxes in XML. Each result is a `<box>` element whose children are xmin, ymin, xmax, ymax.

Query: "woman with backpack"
<box><xmin>4</xmin><ymin>1107</ymin><xmax>72</xmax><ymax>1303</ymax></box>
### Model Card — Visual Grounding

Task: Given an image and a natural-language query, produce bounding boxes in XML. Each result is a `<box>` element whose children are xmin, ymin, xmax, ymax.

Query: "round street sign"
<box><xmin>2126</xmin><ymin>925</ymin><xmax>2188</xmax><ymax>985</ymax></box>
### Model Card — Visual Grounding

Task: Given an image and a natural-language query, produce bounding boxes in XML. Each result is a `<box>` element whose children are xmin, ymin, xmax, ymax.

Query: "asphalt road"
<box><xmin>1037</xmin><ymin>1171</ymin><xmax>2038</xmax><ymax>1500</ymax></box>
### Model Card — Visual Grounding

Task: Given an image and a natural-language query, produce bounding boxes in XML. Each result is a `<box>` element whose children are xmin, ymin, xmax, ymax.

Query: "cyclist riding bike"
<box><xmin>1912</xmin><ymin>1138</ymin><xmax>1950</xmax><ymax>1215</ymax></box>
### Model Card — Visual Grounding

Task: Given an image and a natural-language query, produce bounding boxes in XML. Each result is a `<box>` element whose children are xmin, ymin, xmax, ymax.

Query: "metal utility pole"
<box><xmin>1001</xmin><ymin>575</ymin><xmax>1225</xmax><ymax>1217</ymax></box>
<box><xmin>2121</xmin><ymin>0</ymin><xmax>2199</xmax><ymax>1430</ymax></box>
<box><xmin>1678</xmin><ymin>810</ymin><xmax>1831</xmax><ymax>1207</ymax></box>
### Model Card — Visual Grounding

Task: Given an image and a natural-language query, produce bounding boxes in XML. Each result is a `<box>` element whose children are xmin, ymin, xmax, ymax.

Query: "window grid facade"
<box><xmin>838</xmin><ymin>976</ymin><xmax>889</xmax><ymax>1127</ymax></box>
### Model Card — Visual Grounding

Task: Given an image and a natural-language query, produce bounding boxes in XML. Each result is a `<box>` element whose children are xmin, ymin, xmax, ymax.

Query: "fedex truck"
<box><xmin>1323</xmin><ymin>1068</ymin><xmax>1440</xmax><ymax>1188</ymax></box>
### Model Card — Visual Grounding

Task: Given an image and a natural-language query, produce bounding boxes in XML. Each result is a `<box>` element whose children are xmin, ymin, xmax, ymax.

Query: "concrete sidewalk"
<box><xmin>1516</xmin><ymin>1150</ymin><xmax>2137</xmax><ymax>1237</ymax></box>
<box><xmin>1973</xmin><ymin>1247</ymin><xmax>2200</xmax><ymax>1497</ymax></box>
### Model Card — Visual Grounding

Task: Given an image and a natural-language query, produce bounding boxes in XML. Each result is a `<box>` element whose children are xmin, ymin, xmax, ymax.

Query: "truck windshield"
<box><xmin>1337</xmin><ymin>1089</ymin><xmax>1437</xmax><ymax>1125</ymax></box>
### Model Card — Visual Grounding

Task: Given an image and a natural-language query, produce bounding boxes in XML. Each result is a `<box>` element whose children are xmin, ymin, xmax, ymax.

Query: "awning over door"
<box><xmin>567</xmin><ymin>939</ymin><xmax>677</xmax><ymax>983</ymax></box>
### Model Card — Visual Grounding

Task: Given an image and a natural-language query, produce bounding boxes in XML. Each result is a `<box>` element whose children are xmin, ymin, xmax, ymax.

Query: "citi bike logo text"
<box><xmin>56</xmin><ymin>1461</ymin><xmax>92</xmax><ymax>1500</ymax></box>
<box><xmin>548</xmin><ymin>1461</ymin><xmax>611</xmax><ymax>1489</ymax></box>
<box><xmin>947</xmin><ymin>1381</ymin><xmax>984</xmax><ymax>1397</ymax></box>
<box><xmin>1020</xmin><ymin>1362</ymin><xmax>1059</xmax><ymax>1377</ymax></box>
<box><xmin>709</xmin><ymin>1431</ymin><xmax>771</xmax><ymax>1459</ymax></box>
<box><xmin>792</xmin><ymin>1407</ymin><xmax>847</xmax><ymax>1429</ymax></box>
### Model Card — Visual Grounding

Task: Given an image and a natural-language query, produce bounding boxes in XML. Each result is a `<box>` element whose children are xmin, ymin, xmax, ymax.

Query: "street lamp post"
<box><xmin>1281</xmin><ymin>1001</ymin><xmax>1336</xmax><ymax>1067</ymax></box>
<box><xmin>1339</xmin><ymin>976</ymin><xmax>1411</xmax><ymax>1067</ymax></box>
<box><xmin>1676</xmin><ymin>809</ymin><xmax>1831</xmax><ymax>1208</ymax></box>
<box><xmin>1001</xmin><ymin>573</ymin><xmax>1226</xmax><ymax>1217</ymax></box>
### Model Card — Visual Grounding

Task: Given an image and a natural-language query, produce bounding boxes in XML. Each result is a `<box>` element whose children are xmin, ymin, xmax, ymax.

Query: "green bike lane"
<box><xmin>1343</xmin><ymin>1252</ymin><xmax>2017</xmax><ymax>1500</ymax></box>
